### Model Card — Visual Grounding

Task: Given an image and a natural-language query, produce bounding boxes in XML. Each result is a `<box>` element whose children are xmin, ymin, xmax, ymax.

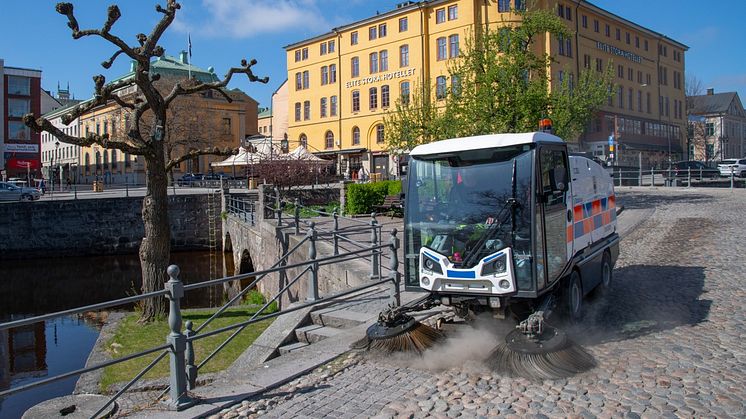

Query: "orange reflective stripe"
<box><xmin>574</xmin><ymin>205</ymin><xmax>583</xmax><ymax>221</ymax></box>
<box><xmin>566</xmin><ymin>225</ymin><xmax>574</xmax><ymax>243</ymax></box>
<box><xmin>592</xmin><ymin>199</ymin><xmax>602</xmax><ymax>216</ymax></box>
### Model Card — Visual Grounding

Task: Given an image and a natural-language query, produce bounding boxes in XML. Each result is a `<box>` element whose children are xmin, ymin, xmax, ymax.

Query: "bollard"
<box><xmin>650</xmin><ymin>168</ymin><xmax>654</xmax><ymax>187</ymax></box>
<box><xmin>164</xmin><ymin>265</ymin><xmax>193</xmax><ymax>410</ymax></box>
<box><xmin>638</xmin><ymin>166</ymin><xmax>642</xmax><ymax>186</ymax></box>
<box><xmin>126</xmin><ymin>181</ymin><xmax>129</xmax><ymax>197</ymax></box>
<box><xmin>731</xmin><ymin>167</ymin><xmax>735</xmax><ymax>190</ymax></box>
<box><xmin>184</xmin><ymin>321</ymin><xmax>197</xmax><ymax>390</ymax></box>
<box><xmin>274</xmin><ymin>188</ymin><xmax>283</xmax><ymax>226</ymax></box>
<box><xmin>688</xmin><ymin>167</ymin><xmax>691</xmax><ymax>188</ymax></box>
<box><xmin>699</xmin><ymin>167</ymin><xmax>703</xmax><ymax>181</ymax></box>
<box><xmin>332</xmin><ymin>211</ymin><xmax>339</xmax><ymax>255</ymax></box>
<box><xmin>307</xmin><ymin>222</ymin><xmax>319</xmax><ymax>301</ymax></box>
<box><xmin>294</xmin><ymin>198</ymin><xmax>300</xmax><ymax>235</ymax></box>
<box><xmin>172</xmin><ymin>181</ymin><xmax>176</xmax><ymax>196</ymax></box>
<box><xmin>617</xmin><ymin>168</ymin><xmax>622</xmax><ymax>187</ymax></box>
<box><xmin>74</xmin><ymin>185</ymin><xmax>78</xmax><ymax>200</ymax></box>
<box><xmin>388</xmin><ymin>229</ymin><xmax>401</xmax><ymax>307</ymax></box>
<box><xmin>370</xmin><ymin>213</ymin><xmax>380</xmax><ymax>280</ymax></box>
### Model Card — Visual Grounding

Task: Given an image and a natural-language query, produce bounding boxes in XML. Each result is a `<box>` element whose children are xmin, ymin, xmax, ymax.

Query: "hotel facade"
<box><xmin>284</xmin><ymin>0</ymin><xmax>688</xmax><ymax>176</ymax></box>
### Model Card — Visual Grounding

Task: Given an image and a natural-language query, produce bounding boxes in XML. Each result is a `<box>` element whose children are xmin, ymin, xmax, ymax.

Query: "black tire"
<box><xmin>563</xmin><ymin>271</ymin><xmax>584</xmax><ymax>323</ymax></box>
<box><xmin>740</xmin><ymin>171</ymin><xmax>746</xmax><ymax>178</ymax></box>
<box><xmin>598</xmin><ymin>251</ymin><xmax>613</xmax><ymax>294</ymax></box>
<box><xmin>20</xmin><ymin>194</ymin><xmax>33</xmax><ymax>202</ymax></box>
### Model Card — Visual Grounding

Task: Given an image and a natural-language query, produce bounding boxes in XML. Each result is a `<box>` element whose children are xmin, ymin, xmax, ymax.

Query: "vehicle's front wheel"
<box><xmin>20</xmin><ymin>194</ymin><xmax>33</xmax><ymax>202</ymax></box>
<box><xmin>563</xmin><ymin>271</ymin><xmax>584</xmax><ymax>323</ymax></box>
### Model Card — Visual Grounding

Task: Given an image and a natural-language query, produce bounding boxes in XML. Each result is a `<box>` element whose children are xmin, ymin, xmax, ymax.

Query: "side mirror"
<box><xmin>551</xmin><ymin>167</ymin><xmax>568</xmax><ymax>192</ymax></box>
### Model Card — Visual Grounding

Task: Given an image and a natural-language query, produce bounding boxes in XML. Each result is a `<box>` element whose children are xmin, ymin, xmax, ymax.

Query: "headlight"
<box><xmin>421</xmin><ymin>254</ymin><xmax>443</xmax><ymax>274</ymax></box>
<box><xmin>481</xmin><ymin>253</ymin><xmax>508</xmax><ymax>276</ymax></box>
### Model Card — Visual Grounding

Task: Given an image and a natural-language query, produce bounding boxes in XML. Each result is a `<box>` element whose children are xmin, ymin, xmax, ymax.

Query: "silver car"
<box><xmin>717</xmin><ymin>159</ymin><xmax>746</xmax><ymax>177</ymax></box>
<box><xmin>0</xmin><ymin>181</ymin><xmax>41</xmax><ymax>202</ymax></box>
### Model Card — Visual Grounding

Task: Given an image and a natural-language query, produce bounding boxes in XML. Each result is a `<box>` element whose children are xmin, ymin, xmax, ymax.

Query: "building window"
<box><xmin>351</xmin><ymin>57</ymin><xmax>359</xmax><ymax>78</ymax></box>
<box><xmin>382</xmin><ymin>85</ymin><xmax>390</xmax><ymax>108</ymax></box>
<box><xmin>437</xmin><ymin>37</ymin><xmax>447</xmax><ymax>60</ymax></box>
<box><xmin>330</xmin><ymin>95</ymin><xmax>338</xmax><ymax>116</ymax></box>
<box><xmin>7</xmin><ymin>98</ymin><xmax>30</xmax><ymax>117</ymax></box>
<box><xmin>369</xmin><ymin>26</ymin><xmax>377</xmax><ymax>40</ymax></box>
<box><xmin>565</xmin><ymin>6</ymin><xmax>571</xmax><ymax>20</ymax></box>
<box><xmin>400</xmin><ymin>44</ymin><xmax>409</xmax><ymax>67</ymax></box>
<box><xmin>646</xmin><ymin>92</ymin><xmax>651</xmax><ymax>113</ymax></box>
<box><xmin>379</xmin><ymin>23</ymin><xmax>387</xmax><ymax>38</ymax></box>
<box><xmin>352</xmin><ymin>90</ymin><xmax>360</xmax><ymax>112</ymax></box>
<box><xmin>111</xmin><ymin>150</ymin><xmax>118</xmax><ymax>169</ymax></box>
<box><xmin>330</xmin><ymin>64</ymin><xmax>337</xmax><ymax>83</ymax></box>
<box><xmin>593</xmin><ymin>19</ymin><xmax>599</xmax><ymax>32</ymax></box>
<box><xmin>637</xmin><ymin>71</ymin><xmax>643</xmax><ymax>84</ymax></box>
<box><xmin>320</xmin><ymin>42</ymin><xmax>327</xmax><ymax>55</ymax></box>
<box><xmin>221</xmin><ymin>118</ymin><xmax>231</xmax><ymax>134</ymax></box>
<box><xmin>300</xmin><ymin>134</ymin><xmax>308</xmax><ymax>148</ymax></box>
<box><xmin>628</xmin><ymin>88</ymin><xmax>633</xmax><ymax>110</ymax></box>
<box><xmin>449</xmin><ymin>34</ymin><xmax>459</xmax><ymax>58</ymax></box>
<box><xmin>498</xmin><ymin>0</ymin><xmax>510</xmax><ymax>12</ymax></box>
<box><xmin>294</xmin><ymin>50</ymin><xmax>301</xmax><ymax>62</ymax></box>
<box><xmin>566</xmin><ymin>37</ymin><xmax>572</xmax><ymax>58</ymax></box>
<box><xmin>515</xmin><ymin>0</ymin><xmax>525</xmax><ymax>10</ymax></box>
<box><xmin>646</xmin><ymin>73</ymin><xmax>651</xmax><ymax>85</ymax></box>
<box><xmin>303</xmin><ymin>100</ymin><xmax>310</xmax><ymax>120</ymax></box>
<box><xmin>7</xmin><ymin>76</ymin><xmax>30</xmax><ymax>95</ymax></box>
<box><xmin>618</xmin><ymin>86</ymin><xmax>624</xmax><ymax>108</ymax></box>
<box><xmin>626</xmin><ymin>32</ymin><xmax>630</xmax><ymax>44</ymax></box>
<box><xmin>635</xmin><ymin>36</ymin><xmax>640</xmax><ymax>48</ymax></box>
<box><xmin>451</xmin><ymin>75</ymin><xmax>461</xmax><ymax>96</ymax></box>
<box><xmin>557</xmin><ymin>4</ymin><xmax>564</xmax><ymax>18</ymax></box>
<box><xmin>302</xmin><ymin>48</ymin><xmax>308</xmax><ymax>60</ymax></box>
<box><xmin>329</xmin><ymin>40</ymin><xmax>335</xmax><ymax>53</ymax></box>
<box><xmin>302</xmin><ymin>71</ymin><xmax>309</xmax><ymax>89</ymax></box>
<box><xmin>581</xmin><ymin>15</ymin><xmax>587</xmax><ymax>28</ymax></box>
<box><xmin>628</xmin><ymin>68</ymin><xmax>633</xmax><ymax>81</ymax></box>
<box><xmin>638</xmin><ymin>90</ymin><xmax>643</xmax><ymax>111</ymax></box>
<box><xmin>616</xmin><ymin>28</ymin><xmax>621</xmax><ymax>41</ymax></box>
<box><xmin>605</xmin><ymin>24</ymin><xmax>610</xmax><ymax>37</ymax></box>
<box><xmin>321</xmin><ymin>66</ymin><xmax>329</xmax><ymax>85</ymax></box>
<box><xmin>399</xmin><ymin>17</ymin><xmax>408</xmax><ymax>32</ymax></box>
<box><xmin>401</xmin><ymin>81</ymin><xmax>410</xmax><ymax>104</ymax></box>
<box><xmin>436</xmin><ymin>76</ymin><xmax>447</xmax><ymax>99</ymax></box>
<box><xmin>85</xmin><ymin>153</ymin><xmax>90</xmax><ymax>174</ymax></box>
<box><xmin>351</xmin><ymin>31</ymin><xmax>358</xmax><ymax>45</ymax></box>
<box><xmin>369</xmin><ymin>87</ymin><xmax>378</xmax><ymax>110</ymax></box>
<box><xmin>665</xmin><ymin>97</ymin><xmax>669</xmax><ymax>117</ymax></box>
<box><xmin>376</xmin><ymin>124</ymin><xmax>385</xmax><ymax>144</ymax></box>
<box><xmin>558</xmin><ymin>35</ymin><xmax>565</xmax><ymax>56</ymax></box>
<box><xmin>370</xmin><ymin>52</ymin><xmax>379</xmax><ymax>73</ymax></box>
<box><xmin>644</xmin><ymin>39</ymin><xmax>649</xmax><ymax>51</ymax></box>
<box><xmin>320</xmin><ymin>98</ymin><xmax>327</xmax><ymax>118</ymax></box>
<box><xmin>436</xmin><ymin>8</ymin><xmax>446</xmax><ymax>23</ymax></box>
<box><xmin>617</xmin><ymin>64</ymin><xmax>623</xmax><ymax>78</ymax></box>
<box><xmin>583</xmin><ymin>54</ymin><xmax>591</xmax><ymax>69</ymax></box>
<box><xmin>325</xmin><ymin>131</ymin><xmax>334</xmax><ymax>149</ymax></box>
<box><xmin>352</xmin><ymin>126</ymin><xmax>360</xmax><ymax>145</ymax></box>
<box><xmin>380</xmin><ymin>50</ymin><xmax>389</xmax><ymax>71</ymax></box>
<box><xmin>448</xmin><ymin>5</ymin><xmax>458</xmax><ymax>20</ymax></box>
<box><xmin>295</xmin><ymin>72</ymin><xmax>301</xmax><ymax>90</ymax></box>
<box><xmin>706</xmin><ymin>123</ymin><xmax>715</xmax><ymax>137</ymax></box>
<box><xmin>596</xmin><ymin>58</ymin><xmax>603</xmax><ymax>72</ymax></box>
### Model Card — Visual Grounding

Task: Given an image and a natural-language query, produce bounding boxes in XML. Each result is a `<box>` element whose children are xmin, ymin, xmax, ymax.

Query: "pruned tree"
<box><xmin>685</xmin><ymin>75</ymin><xmax>708</xmax><ymax>161</ymax></box>
<box><xmin>23</xmin><ymin>1</ymin><xmax>268</xmax><ymax>322</ymax></box>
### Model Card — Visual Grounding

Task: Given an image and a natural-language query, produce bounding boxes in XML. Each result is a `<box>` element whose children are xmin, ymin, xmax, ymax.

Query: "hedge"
<box><xmin>345</xmin><ymin>180</ymin><xmax>402</xmax><ymax>215</ymax></box>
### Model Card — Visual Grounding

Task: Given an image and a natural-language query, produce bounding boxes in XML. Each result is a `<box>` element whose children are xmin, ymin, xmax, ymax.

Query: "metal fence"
<box><xmin>225</xmin><ymin>194</ymin><xmax>256</xmax><ymax>225</ymax></box>
<box><xmin>0</xmin><ymin>220</ymin><xmax>402</xmax><ymax>416</ymax></box>
<box><xmin>609</xmin><ymin>167</ymin><xmax>746</xmax><ymax>189</ymax></box>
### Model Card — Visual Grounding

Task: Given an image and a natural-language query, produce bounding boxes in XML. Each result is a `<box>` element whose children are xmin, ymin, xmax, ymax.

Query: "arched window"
<box><xmin>325</xmin><ymin>131</ymin><xmax>334</xmax><ymax>149</ymax></box>
<box><xmin>352</xmin><ymin>126</ymin><xmax>360</xmax><ymax>145</ymax></box>
<box><xmin>436</xmin><ymin>76</ymin><xmax>447</xmax><ymax>99</ymax></box>
<box><xmin>376</xmin><ymin>124</ymin><xmax>385</xmax><ymax>144</ymax></box>
<box><xmin>299</xmin><ymin>134</ymin><xmax>308</xmax><ymax>148</ymax></box>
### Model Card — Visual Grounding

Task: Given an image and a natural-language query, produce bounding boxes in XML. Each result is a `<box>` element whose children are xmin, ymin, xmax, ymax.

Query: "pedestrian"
<box><xmin>66</xmin><ymin>177</ymin><xmax>72</xmax><ymax>191</ymax></box>
<box><xmin>39</xmin><ymin>178</ymin><xmax>46</xmax><ymax>195</ymax></box>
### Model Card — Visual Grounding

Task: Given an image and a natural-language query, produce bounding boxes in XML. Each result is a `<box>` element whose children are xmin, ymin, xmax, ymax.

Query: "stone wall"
<box><xmin>0</xmin><ymin>195</ymin><xmax>221</xmax><ymax>260</ymax></box>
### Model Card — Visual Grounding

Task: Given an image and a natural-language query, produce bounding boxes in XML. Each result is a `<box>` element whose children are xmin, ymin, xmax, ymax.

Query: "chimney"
<box><xmin>179</xmin><ymin>50</ymin><xmax>189</xmax><ymax>65</ymax></box>
<box><xmin>707</xmin><ymin>88</ymin><xmax>714</xmax><ymax>95</ymax></box>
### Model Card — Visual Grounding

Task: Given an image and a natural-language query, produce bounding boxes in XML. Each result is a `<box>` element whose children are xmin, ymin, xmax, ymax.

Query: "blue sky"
<box><xmin>1</xmin><ymin>0</ymin><xmax>744</xmax><ymax>107</ymax></box>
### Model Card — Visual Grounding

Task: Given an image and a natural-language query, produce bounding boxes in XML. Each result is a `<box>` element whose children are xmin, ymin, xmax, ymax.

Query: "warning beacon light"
<box><xmin>539</xmin><ymin>118</ymin><xmax>553</xmax><ymax>134</ymax></box>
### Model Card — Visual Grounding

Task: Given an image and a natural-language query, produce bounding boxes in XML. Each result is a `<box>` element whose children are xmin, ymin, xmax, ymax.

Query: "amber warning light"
<box><xmin>539</xmin><ymin>118</ymin><xmax>553</xmax><ymax>133</ymax></box>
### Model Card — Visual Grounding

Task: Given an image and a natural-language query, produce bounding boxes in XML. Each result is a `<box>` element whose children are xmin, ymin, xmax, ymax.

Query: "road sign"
<box><xmin>608</xmin><ymin>135</ymin><xmax>614</xmax><ymax>146</ymax></box>
<box><xmin>609</xmin><ymin>144</ymin><xmax>615</xmax><ymax>152</ymax></box>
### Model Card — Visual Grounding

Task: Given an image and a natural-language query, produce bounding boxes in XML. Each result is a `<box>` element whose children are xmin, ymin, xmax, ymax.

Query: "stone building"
<box><xmin>687</xmin><ymin>89</ymin><xmax>746</xmax><ymax>163</ymax></box>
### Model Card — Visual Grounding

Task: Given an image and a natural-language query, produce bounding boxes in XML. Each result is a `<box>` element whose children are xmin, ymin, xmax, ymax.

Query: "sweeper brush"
<box><xmin>352</xmin><ymin>299</ymin><xmax>443</xmax><ymax>354</ymax></box>
<box><xmin>487</xmin><ymin>311</ymin><xmax>596</xmax><ymax>380</ymax></box>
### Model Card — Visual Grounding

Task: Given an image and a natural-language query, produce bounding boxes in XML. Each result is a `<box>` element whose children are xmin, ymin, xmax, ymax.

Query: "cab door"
<box><xmin>537</xmin><ymin>146</ymin><xmax>570</xmax><ymax>284</ymax></box>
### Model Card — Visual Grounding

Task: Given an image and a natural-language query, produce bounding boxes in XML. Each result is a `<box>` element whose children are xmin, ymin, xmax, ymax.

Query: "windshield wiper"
<box><xmin>461</xmin><ymin>160</ymin><xmax>520</xmax><ymax>268</ymax></box>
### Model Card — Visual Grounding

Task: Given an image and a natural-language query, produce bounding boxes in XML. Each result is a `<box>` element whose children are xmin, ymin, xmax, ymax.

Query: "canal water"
<box><xmin>0</xmin><ymin>250</ymin><xmax>234</xmax><ymax>418</ymax></box>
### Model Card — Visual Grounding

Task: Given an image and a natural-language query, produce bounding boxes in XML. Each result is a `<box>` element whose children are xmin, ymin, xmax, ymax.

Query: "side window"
<box><xmin>539</xmin><ymin>148</ymin><xmax>568</xmax><ymax>206</ymax></box>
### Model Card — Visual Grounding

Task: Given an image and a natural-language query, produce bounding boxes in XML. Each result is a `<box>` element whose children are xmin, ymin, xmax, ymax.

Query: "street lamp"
<box><xmin>54</xmin><ymin>140</ymin><xmax>60</xmax><ymax>191</ymax></box>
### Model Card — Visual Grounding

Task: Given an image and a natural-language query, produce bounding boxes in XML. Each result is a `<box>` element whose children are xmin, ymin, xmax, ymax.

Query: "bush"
<box><xmin>345</xmin><ymin>180</ymin><xmax>402</xmax><ymax>215</ymax></box>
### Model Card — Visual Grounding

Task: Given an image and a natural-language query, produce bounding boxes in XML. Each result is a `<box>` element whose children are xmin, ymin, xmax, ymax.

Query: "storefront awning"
<box><xmin>338</xmin><ymin>148</ymin><xmax>367</xmax><ymax>155</ymax></box>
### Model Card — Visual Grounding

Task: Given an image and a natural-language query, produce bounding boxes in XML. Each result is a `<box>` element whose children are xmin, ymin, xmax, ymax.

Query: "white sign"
<box><xmin>596</xmin><ymin>41</ymin><xmax>642</xmax><ymax>64</ymax></box>
<box><xmin>4</xmin><ymin>144</ymin><xmax>39</xmax><ymax>153</ymax></box>
<box><xmin>345</xmin><ymin>68</ymin><xmax>416</xmax><ymax>89</ymax></box>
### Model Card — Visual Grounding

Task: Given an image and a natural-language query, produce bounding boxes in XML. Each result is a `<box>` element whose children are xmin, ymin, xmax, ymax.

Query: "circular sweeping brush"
<box><xmin>487</xmin><ymin>323</ymin><xmax>596</xmax><ymax>380</ymax></box>
<box><xmin>351</xmin><ymin>303</ymin><xmax>444</xmax><ymax>354</ymax></box>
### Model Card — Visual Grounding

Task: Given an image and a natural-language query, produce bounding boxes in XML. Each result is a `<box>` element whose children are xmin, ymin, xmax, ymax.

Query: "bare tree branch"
<box><xmin>23</xmin><ymin>114</ymin><xmax>146</xmax><ymax>155</ymax></box>
<box><xmin>165</xmin><ymin>146</ymin><xmax>238</xmax><ymax>171</ymax></box>
<box><xmin>101</xmin><ymin>49</ymin><xmax>125</xmax><ymax>69</ymax></box>
<box><xmin>164</xmin><ymin>58</ymin><xmax>269</xmax><ymax>106</ymax></box>
<box><xmin>142</xmin><ymin>0</ymin><xmax>180</xmax><ymax>58</ymax></box>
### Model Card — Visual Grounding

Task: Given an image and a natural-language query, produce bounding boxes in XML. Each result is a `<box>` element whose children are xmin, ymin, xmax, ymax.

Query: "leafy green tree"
<box><xmin>383</xmin><ymin>83</ymin><xmax>452</xmax><ymax>156</ymax></box>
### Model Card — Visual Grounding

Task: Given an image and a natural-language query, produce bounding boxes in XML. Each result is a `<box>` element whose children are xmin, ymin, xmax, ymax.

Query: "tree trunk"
<box><xmin>138</xmin><ymin>145</ymin><xmax>171</xmax><ymax>323</ymax></box>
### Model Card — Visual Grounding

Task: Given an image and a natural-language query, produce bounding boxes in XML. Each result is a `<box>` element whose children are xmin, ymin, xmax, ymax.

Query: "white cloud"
<box><xmin>174</xmin><ymin>0</ymin><xmax>332</xmax><ymax>39</ymax></box>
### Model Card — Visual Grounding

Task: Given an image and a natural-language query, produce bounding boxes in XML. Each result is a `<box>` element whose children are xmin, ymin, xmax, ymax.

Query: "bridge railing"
<box><xmin>610</xmin><ymin>167</ymin><xmax>745</xmax><ymax>189</ymax></box>
<box><xmin>0</xmin><ymin>221</ymin><xmax>402</xmax><ymax>416</ymax></box>
<box><xmin>225</xmin><ymin>194</ymin><xmax>256</xmax><ymax>225</ymax></box>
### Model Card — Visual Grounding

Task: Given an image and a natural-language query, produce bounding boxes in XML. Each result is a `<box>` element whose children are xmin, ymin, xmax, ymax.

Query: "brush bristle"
<box><xmin>487</xmin><ymin>340</ymin><xmax>596</xmax><ymax>380</ymax></box>
<box><xmin>367</xmin><ymin>322</ymin><xmax>443</xmax><ymax>354</ymax></box>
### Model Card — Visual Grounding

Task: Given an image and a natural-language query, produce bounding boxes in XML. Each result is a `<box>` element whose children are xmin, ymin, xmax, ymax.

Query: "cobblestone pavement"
<box><xmin>209</xmin><ymin>188</ymin><xmax>746</xmax><ymax>418</ymax></box>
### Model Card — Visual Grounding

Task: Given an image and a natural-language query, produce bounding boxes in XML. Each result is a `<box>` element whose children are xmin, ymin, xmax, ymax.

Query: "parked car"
<box><xmin>177</xmin><ymin>173</ymin><xmax>204</xmax><ymax>186</ymax></box>
<box><xmin>667</xmin><ymin>161</ymin><xmax>719</xmax><ymax>178</ymax></box>
<box><xmin>0</xmin><ymin>181</ymin><xmax>41</xmax><ymax>202</ymax></box>
<box><xmin>717</xmin><ymin>159</ymin><xmax>746</xmax><ymax>177</ymax></box>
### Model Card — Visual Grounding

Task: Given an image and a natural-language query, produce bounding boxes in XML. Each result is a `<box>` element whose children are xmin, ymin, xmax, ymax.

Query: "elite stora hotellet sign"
<box><xmin>596</xmin><ymin>41</ymin><xmax>642</xmax><ymax>64</ymax></box>
<box><xmin>345</xmin><ymin>68</ymin><xmax>416</xmax><ymax>89</ymax></box>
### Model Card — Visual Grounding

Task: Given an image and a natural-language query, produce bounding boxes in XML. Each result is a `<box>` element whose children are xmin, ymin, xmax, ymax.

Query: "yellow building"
<box><xmin>76</xmin><ymin>52</ymin><xmax>259</xmax><ymax>185</ymax></box>
<box><xmin>285</xmin><ymin>0</ymin><xmax>687</xmax><ymax>175</ymax></box>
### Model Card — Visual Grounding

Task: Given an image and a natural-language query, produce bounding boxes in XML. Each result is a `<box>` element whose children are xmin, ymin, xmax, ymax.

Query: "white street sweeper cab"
<box><xmin>403</xmin><ymin>132</ymin><xmax>620</xmax><ymax>321</ymax></box>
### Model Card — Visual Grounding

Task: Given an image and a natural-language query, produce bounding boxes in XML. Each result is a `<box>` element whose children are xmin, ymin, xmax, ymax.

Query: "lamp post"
<box><xmin>54</xmin><ymin>140</ymin><xmax>60</xmax><ymax>191</ymax></box>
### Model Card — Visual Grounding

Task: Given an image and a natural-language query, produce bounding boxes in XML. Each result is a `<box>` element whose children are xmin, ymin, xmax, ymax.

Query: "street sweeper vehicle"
<box><xmin>364</xmin><ymin>131</ymin><xmax>620</xmax><ymax>377</ymax></box>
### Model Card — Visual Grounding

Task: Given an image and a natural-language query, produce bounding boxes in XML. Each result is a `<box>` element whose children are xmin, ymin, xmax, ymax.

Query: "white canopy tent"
<box><xmin>211</xmin><ymin>143</ymin><xmax>328</xmax><ymax>168</ymax></box>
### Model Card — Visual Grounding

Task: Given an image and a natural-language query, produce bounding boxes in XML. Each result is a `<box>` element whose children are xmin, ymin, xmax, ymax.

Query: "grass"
<box><xmin>283</xmin><ymin>202</ymin><xmax>341</xmax><ymax>218</ymax></box>
<box><xmin>100</xmin><ymin>303</ymin><xmax>276</xmax><ymax>392</ymax></box>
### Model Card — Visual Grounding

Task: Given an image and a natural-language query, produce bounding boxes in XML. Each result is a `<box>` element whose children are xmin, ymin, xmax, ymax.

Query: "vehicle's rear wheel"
<box><xmin>563</xmin><ymin>271</ymin><xmax>584</xmax><ymax>323</ymax></box>
<box><xmin>598</xmin><ymin>251</ymin><xmax>613</xmax><ymax>294</ymax></box>
<box><xmin>20</xmin><ymin>194</ymin><xmax>33</xmax><ymax>202</ymax></box>
<box><xmin>740</xmin><ymin>171</ymin><xmax>746</xmax><ymax>178</ymax></box>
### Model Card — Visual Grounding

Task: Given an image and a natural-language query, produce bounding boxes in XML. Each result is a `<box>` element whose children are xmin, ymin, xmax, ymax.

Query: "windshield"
<box><xmin>404</xmin><ymin>146</ymin><xmax>534</xmax><ymax>290</ymax></box>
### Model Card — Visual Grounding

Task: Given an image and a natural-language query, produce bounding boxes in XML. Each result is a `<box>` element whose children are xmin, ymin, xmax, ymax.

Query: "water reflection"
<box><xmin>0</xmin><ymin>250</ymin><xmax>234</xmax><ymax>417</ymax></box>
